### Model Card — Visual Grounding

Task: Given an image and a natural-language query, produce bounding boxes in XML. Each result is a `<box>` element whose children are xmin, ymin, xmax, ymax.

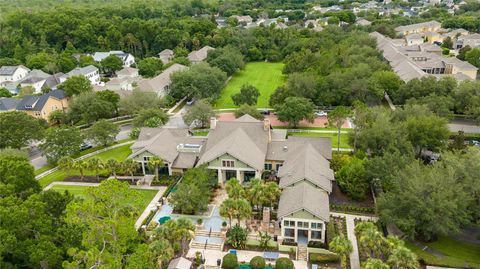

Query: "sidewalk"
<box><xmin>330</xmin><ymin>212</ymin><xmax>378</xmax><ymax>269</ymax></box>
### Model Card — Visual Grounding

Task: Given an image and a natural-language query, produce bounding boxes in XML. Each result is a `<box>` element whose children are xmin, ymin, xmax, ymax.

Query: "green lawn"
<box><xmin>49</xmin><ymin>184</ymin><xmax>158</xmax><ymax>212</ymax></box>
<box><xmin>215</xmin><ymin>62</ymin><xmax>286</xmax><ymax>108</ymax></box>
<box><xmin>405</xmin><ymin>237</ymin><xmax>480</xmax><ymax>268</ymax></box>
<box><xmin>288</xmin><ymin>132</ymin><xmax>351</xmax><ymax>149</ymax></box>
<box><xmin>38</xmin><ymin>144</ymin><xmax>133</xmax><ymax>187</ymax></box>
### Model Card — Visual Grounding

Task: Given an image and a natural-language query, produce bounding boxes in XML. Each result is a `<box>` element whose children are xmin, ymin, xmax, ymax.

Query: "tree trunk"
<box><xmin>155</xmin><ymin>166</ymin><xmax>159</xmax><ymax>181</ymax></box>
<box><xmin>337</xmin><ymin>127</ymin><xmax>341</xmax><ymax>153</ymax></box>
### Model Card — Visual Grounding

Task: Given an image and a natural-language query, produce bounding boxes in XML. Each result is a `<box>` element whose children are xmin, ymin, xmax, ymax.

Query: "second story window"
<box><xmin>222</xmin><ymin>160</ymin><xmax>234</xmax><ymax>167</ymax></box>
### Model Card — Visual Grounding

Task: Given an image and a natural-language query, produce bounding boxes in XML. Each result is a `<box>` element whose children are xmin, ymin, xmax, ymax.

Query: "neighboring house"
<box><xmin>158</xmin><ymin>49</ymin><xmax>175</xmax><ymax>64</ymax></box>
<box><xmin>304</xmin><ymin>19</ymin><xmax>325</xmax><ymax>32</ymax></box>
<box><xmin>455</xmin><ymin>33</ymin><xmax>480</xmax><ymax>49</ymax></box>
<box><xmin>104</xmin><ymin>78</ymin><xmax>133</xmax><ymax>91</ymax></box>
<box><xmin>442</xmin><ymin>28</ymin><xmax>469</xmax><ymax>40</ymax></box>
<box><xmin>92</xmin><ymin>51</ymin><xmax>136</xmax><ymax>67</ymax></box>
<box><xmin>0</xmin><ymin>65</ymin><xmax>30</xmax><ymax>83</ymax></box>
<box><xmin>371</xmin><ymin>31</ymin><xmax>478</xmax><ymax>81</ymax></box>
<box><xmin>231</xmin><ymin>15</ymin><xmax>253</xmax><ymax>25</ymax></box>
<box><xmin>59</xmin><ymin>65</ymin><xmax>100</xmax><ymax>85</ymax></box>
<box><xmin>395</xmin><ymin>20</ymin><xmax>441</xmax><ymax>36</ymax></box>
<box><xmin>188</xmin><ymin>46</ymin><xmax>215</xmax><ymax>64</ymax></box>
<box><xmin>405</xmin><ymin>33</ymin><xmax>424</xmax><ymax>45</ymax></box>
<box><xmin>129</xmin><ymin>114</ymin><xmax>334</xmax><ymax>244</ymax></box>
<box><xmin>355</xmin><ymin>18</ymin><xmax>372</xmax><ymax>26</ymax></box>
<box><xmin>136</xmin><ymin>63</ymin><xmax>187</xmax><ymax>97</ymax></box>
<box><xmin>0</xmin><ymin>98</ymin><xmax>20</xmax><ymax>113</ymax></box>
<box><xmin>16</xmin><ymin>90</ymin><xmax>68</xmax><ymax>121</ymax></box>
<box><xmin>19</xmin><ymin>69</ymin><xmax>51</xmax><ymax>93</ymax></box>
<box><xmin>116</xmin><ymin>67</ymin><xmax>139</xmax><ymax>79</ymax></box>
<box><xmin>424</xmin><ymin>31</ymin><xmax>443</xmax><ymax>43</ymax></box>
<box><xmin>215</xmin><ymin>17</ymin><xmax>227</xmax><ymax>28</ymax></box>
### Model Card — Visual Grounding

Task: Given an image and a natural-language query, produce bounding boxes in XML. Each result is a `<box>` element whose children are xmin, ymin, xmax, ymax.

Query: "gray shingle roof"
<box><xmin>277</xmin><ymin>182</ymin><xmax>330</xmax><ymax>222</ymax></box>
<box><xmin>188</xmin><ymin>46</ymin><xmax>215</xmax><ymax>62</ymax></box>
<box><xmin>20</xmin><ymin>69</ymin><xmax>50</xmax><ymax>84</ymax></box>
<box><xmin>278</xmin><ymin>143</ymin><xmax>334</xmax><ymax>192</ymax></box>
<box><xmin>0</xmin><ymin>98</ymin><xmax>20</xmax><ymax>111</ymax></box>
<box><xmin>137</xmin><ymin>64</ymin><xmax>187</xmax><ymax>94</ymax></box>
<box><xmin>0</xmin><ymin>65</ymin><xmax>29</xmax><ymax>76</ymax></box>
<box><xmin>16</xmin><ymin>90</ymin><xmax>66</xmax><ymax>111</ymax></box>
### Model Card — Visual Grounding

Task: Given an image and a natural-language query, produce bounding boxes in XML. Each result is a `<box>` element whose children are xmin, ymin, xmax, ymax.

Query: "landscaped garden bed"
<box><xmin>329</xmin><ymin>182</ymin><xmax>375</xmax><ymax>214</ymax></box>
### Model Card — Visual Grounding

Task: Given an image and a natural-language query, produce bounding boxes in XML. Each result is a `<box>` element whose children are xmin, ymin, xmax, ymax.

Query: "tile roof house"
<box><xmin>371</xmin><ymin>32</ymin><xmax>478</xmax><ymax>81</ymax></box>
<box><xmin>188</xmin><ymin>46</ymin><xmax>215</xmax><ymax>64</ymax></box>
<box><xmin>136</xmin><ymin>63</ymin><xmax>187</xmax><ymax>97</ymax></box>
<box><xmin>16</xmin><ymin>90</ymin><xmax>68</xmax><ymax>121</ymax></box>
<box><xmin>130</xmin><ymin>114</ymin><xmax>334</xmax><ymax>244</ymax></box>
<box><xmin>92</xmin><ymin>50</ymin><xmax>135</xmax><ymax>67</ymax></box>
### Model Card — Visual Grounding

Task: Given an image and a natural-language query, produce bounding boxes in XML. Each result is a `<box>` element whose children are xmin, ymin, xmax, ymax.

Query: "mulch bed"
<box><xmin>329</xmin><ymin>182</ymin><xmax>375</xmax><ymax>208</ymax></box>
<box><xmin>64</xmin><ymin>176</ymin><xmax>138</xmax><ymax>185</ymax></box>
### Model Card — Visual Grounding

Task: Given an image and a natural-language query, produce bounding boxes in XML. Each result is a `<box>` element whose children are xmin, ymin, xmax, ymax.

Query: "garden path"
<box><xmin>330</xmin><ymin>212</ymin><xmax>378</xmax><ymax>269</ymax></box>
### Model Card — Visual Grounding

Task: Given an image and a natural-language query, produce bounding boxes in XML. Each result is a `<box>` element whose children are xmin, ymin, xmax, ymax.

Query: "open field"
<box><xmin>38</xmin><ymin>144</ymin><xmax>132</xmax><ymax>187</ymax></box>
<box><xmin>288</xmin><ymin>132</ymin><xmax>351</xmax><ymax>149</ymax></box>
<box><xmin>405</xmin><ymin>237</ymin><xmax>480</xmax><ymax>268</ymax></box>
<box><xmin>49</xmin><ymin>184</ymin><xmax>158</xmax><ymax>212</ymax></box>
<box><xmin>215</xmin><ymin>62</ymin><xmax>285</xmax><ymax>109</ymax></box>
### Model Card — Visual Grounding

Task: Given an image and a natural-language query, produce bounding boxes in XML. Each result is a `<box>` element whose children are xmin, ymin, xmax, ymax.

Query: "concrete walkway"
<box><xmin>331</xmin><ymin>212</ymin><xmax>378</xmax><ymax>269</ymax></box>
<box><xmin>135</xmin><ymin>186</ymin><xmax>167</xmax><ymax>229</ymax></box>
<box><xmin>35</xmin><ymin>141</ymin><xmax>134</xmax><ymax>180</ymax></box>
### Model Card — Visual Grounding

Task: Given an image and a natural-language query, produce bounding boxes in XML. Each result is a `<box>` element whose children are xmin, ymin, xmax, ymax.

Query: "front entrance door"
<box><xmin>225</xmin><ymin>170</ymin><xmax>236</xmax><ymax>181</ymax></box>
<box><xmin>297</xmin><ymin>229</ymin><xmax>309</xmax><ymax>245</ymax></box>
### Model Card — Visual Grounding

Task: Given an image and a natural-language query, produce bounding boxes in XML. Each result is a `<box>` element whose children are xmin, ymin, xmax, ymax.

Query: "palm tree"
<box><xmin>357</xmin><ymin>223</ymin><xmax>384</xmax><ymax>259</ymax></box>
<box><xmin>383</xmin><ymin>235</ymin><xmax>404</xmax><ymax>257</ymax></box>
<box><xmin>247</xmin><ymin>178</ymin><xmax>265</xmax><ymax>214</ymax></box>
<box><xmin>225</xmin><ymin>178</ymin><xmax>245</xmax><ymax>200</ymax></box>
<box><xmin>87</xmin><ymin>157</ymin><xmax>104</xmax><ymax>181</ymax></box>
<box><xmin>147</xmin><ymin>156</ymin><xmax>164</xmax><ymax>181</ymax></box>
<box><xmin>72</xmin><ymin>160</ymin><xmax>87</xmax><ymax>181</ymax></box>
<box><xmin>387</xmin><ymin>246</ymin><xmax>418</xmax><ymax>269</ymax></box>
<box><xmin>330</xmin><ymin>235</ymin><xmax>353</xmax><ymax>269</ymax></box>
<box><xmin>149</xmin><ymin>239</ymin><xmax>174</xmax><ymax>269</ymax></box>
<box><xmin>123</xmin><ymin>159</ymin><xmax>139</xmax><ymax>184</ymax></box>
<box><xmin>362</xmin><ymin>258</ymin><xmax>389</xmax><ymax>269</ymax></box>
<box><xmin>220</xmin><ymin>198</ymin><xmax>236</xmax><ymax>228</ymax></box>
<box><xmin>234</xmin><ymin>198</ymin><xmax>252</xmax><ymax>226</ymax></box>
<box><xmin>105</xmin><ymin>159</ymin><xmax>119</xmax><ymax>178</ymax></box>
<box><xmin>263</xmin><ymin>181</ymin><xmax>281</xmax><ymax>208</ymax></box>
<box><xmin>176</xmin><ymin>217</ymin><xmax>195</xmax><ymax>256</ymax></box>
<box><xmin>58</xmin><ymin>156</ymin><xmax>74</xmax><ymax>177</ymax></box>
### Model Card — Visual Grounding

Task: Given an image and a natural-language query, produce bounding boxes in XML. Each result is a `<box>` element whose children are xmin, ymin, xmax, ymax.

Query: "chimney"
<box><xmin>263</xmin><ymin>119</ymin><xmax>271</xmax><ymax>142</ymax></box>
<box><xmin>210</xmin><ymin>117</ymin><xmax>217</xmax><ymax>129</ymax></box>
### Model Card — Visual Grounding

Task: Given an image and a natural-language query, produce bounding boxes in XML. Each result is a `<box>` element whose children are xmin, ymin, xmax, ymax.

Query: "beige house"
<box><xmin>129</xmin><ymin>115</ymin><xmax>334</xmax><ymax>244</ymax></box>
<box><xmin>395</xmin><ymin>20</ymin><xmax>442</xmax><ymax>36</ymax></box>
<box><xmin>137</xmin><ymin>63</ymin><xmax>187</xmax><ymax>97</ymax></box>
<box><xmin>188</xmin><ymin>46</ymin><xmax>215</xmax><ymax>64</ymax></box>
<box><xmin>16</xmin><ymin>90</ymin><xmax>68</xmax><ymax>121</ymax></box>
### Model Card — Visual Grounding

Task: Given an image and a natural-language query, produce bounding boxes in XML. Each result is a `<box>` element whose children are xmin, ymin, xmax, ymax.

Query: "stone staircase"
<box><xmin>297</xmin><ymin>245</ymin><xmax>308</xmax><ymax>261</ymax></box>
<box><xmin>195</xmin><ymin>229</ymin><xmax>222</xmax><ymax>237</ymax></box>
<box><xmin>190</xmin><ymin>240</ymin><xmax>223</xmax><ymax>250</ymax></box>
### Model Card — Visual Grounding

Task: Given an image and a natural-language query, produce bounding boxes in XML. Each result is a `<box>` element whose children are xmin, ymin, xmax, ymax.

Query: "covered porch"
<box><xmin>215</xmin><ymin>167</ymin><xmax>261</xmax><ymax>185</ymax></box>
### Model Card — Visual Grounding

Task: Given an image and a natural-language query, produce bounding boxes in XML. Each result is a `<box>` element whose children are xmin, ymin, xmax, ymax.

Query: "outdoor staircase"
<box><xmin>190</xmin><ymin>241</ymin><xmax>223</xmax><ymax>251</ymax></box>
<box><xmin>195</xmin><ymin>229</ymin><xmax>222</xmax><ymax>237</ymax></box>
<box><xmin>297</xmin><ymin>245</ymin><xmax>308</xmax><ymax>261</ymax></box>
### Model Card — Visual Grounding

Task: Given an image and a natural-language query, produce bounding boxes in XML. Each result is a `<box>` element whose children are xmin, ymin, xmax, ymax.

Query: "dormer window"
<box><xmin>222</xmin><ymin>160</ymin><xmax>235</xmax><ymax>167</ymax></box>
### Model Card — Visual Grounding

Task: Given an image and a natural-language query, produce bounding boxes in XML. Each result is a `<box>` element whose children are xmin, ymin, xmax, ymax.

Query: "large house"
<box><xmin>0</xmin><ymin>65</ymin><xmax>30</xmax><ymax>83</ymax></box>
<box><xmin>129</xmin><ymin>115</ymin><xmax>334</xmax><ymax>244</ymax></box>
<box><xmin>371</xmin><ymin>32</ymin><xmax>478</xmax><ymax>81</ymax></box>
<box><xmin>137</xmin><ymin>63</ymin><xmax>187</xmax><ymax>97</ymax></box>
<box><xmin>59</xmin><ymin>65</ymin><xmax>100</xmax><ymax>85</ymax></box>
<box><xmin>92</xmin><ymin>51</ymin><xmax>136</xmax><ymax>67</ymax></box>
<box><xmin>15</xmin><ymin>90</ymin><xmax>68</xmax><ymax>120</ymax></box>
<box><xmin>394</xmin><ymin>20</ymin><xmax>442</xmax><ymax>36</ymax></box>
<box><xmin>188</xmin><ymin>46</ymin><xmax>215</xmax><ymax>64</ymax></box>
<box><xmin>158</xmin><ymin>49</ymin><xmax>175</xmax><ymax>64</ymax></box>
<box><xmin>19</xmin><ymin>70</ymin><xmax>63</xmax><ymax>93</ymax></box>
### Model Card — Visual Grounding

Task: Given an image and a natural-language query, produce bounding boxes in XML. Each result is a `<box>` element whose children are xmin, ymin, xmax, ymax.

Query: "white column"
<box><xmin>255</xmin><ymin>170</ymin><xmax>261</xmax><ymax>179</ymax></box>
<box><xmin>141</xmin><ymin>162</ymin><xmax>146</xmax><ymax>175</ymax></box>
<box><xmin>218</xmin><ymin>169</ymin><xmax>223</xmax><ymax>185</ymax></box>
<box><xmin>168</xmin><ymin>163</ymin><xmax>172</xmax><ymax>176</ymax></box>
<box><xmin>236</xmin><ymin>170</ymin><xmax>241</xmax><ymax>183</ymax></box>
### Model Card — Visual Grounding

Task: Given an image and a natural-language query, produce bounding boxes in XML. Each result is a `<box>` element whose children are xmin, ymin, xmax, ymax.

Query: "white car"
<box><xmin>315</xmin><ymin>111</ymin><xmax>328</xmax><ymax>117</ymax></box>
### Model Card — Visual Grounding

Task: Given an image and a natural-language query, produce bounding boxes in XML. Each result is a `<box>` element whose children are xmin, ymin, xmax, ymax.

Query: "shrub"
<box><xmin>275</xmin><ymin>257</ymin><xmax>294</xmax><ymax>269</ymax></box>
<box><xmin>197</xmin><ymin>218</ymin><xmax>203</xmax><ymax>225</ymax></box>
<box><xmin>222</xmin><ymin>253</ymin><xmax>238</xmax><ymax>269</ymax></box>
<box><xmin>309</xmin><ymin>253</ymin><xmax>339</xmax><ymax>263</ymax></box>
<box><xmin>308</xmin><ymin>241</ymin><xmax>325</xmax><ymax>248</ymax></box>
<box><xmin>250</xmin><ymin>256</ymin><xmax>266</xmax><ymax>269</ymax></box>
<box><xmin>282</xmin><ymin>238</ymin><xmax>297</xmax><ymax>246</ymax></box>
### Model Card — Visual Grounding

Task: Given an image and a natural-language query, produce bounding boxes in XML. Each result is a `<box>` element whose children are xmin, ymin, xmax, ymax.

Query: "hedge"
<box><xmin>309</xmin><ymin>253</ymin><xmax>340</xmax><ymax>263</ymax></box>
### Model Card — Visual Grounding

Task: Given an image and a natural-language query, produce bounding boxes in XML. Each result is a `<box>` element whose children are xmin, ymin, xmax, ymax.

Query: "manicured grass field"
<box><xmin>405</xmin><ymin>237</ymin><xmax>480</xmax><ymax>268</ymax></box>
<box><xmin>215</xmin><ymin>62</ymin><xmax>286</xmax><ymax>108</ymax></box>
<box><xmin>288</xmin><ymin>132</ymin><xmax>351</xmax><ymax>149</ymax></box>
<box><xmin>38</xmin><ymin>144</ymin><xmax>133</xmax><ymax>187</ymax></box>
<box><xmin>50</xmin><ymin>184</ymin><xmax>158</xmax><ymax>212</ymax></box>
